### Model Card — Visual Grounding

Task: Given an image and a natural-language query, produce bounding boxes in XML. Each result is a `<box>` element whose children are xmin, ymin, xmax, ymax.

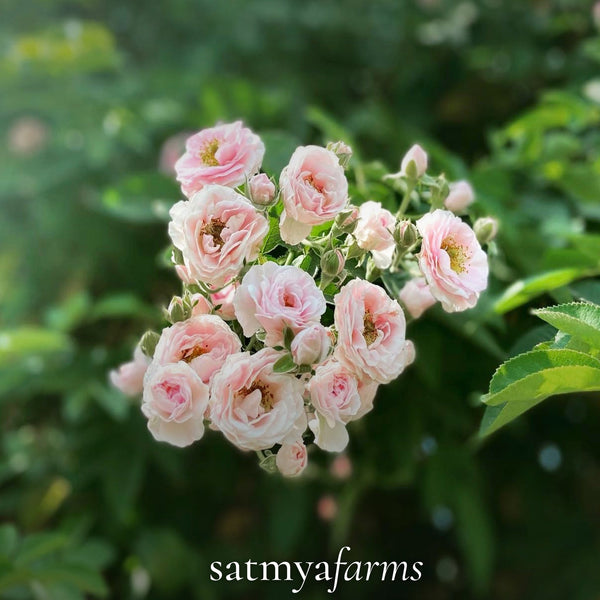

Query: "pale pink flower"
<box><xmin>109</xmin><ymin>345</ymin><xmax>150</xmax><ymax>397</ymax></box>
<box><xmin>334</xmin><ymin>279</ymin><xmax>415</xmax><ymax>384</ymax></box>
<box><xmin>175</xmin><ymin>121</ymin><xmax>264</xmax><ymax>197</ymax></box>
<box><xmin>233</xmin><ymin>262</ymin><xmax>326</xmax><ymax>346</ymax></box>
<box><xmin>279</xmin><ymin>146</ymin><xmax>348</xmax><ymax>244</ymax></box>
<box><xmin>158</xmin><ymin>132</ymin><xmax>190</xmax><ymax>176</ymax></box>
<box><xmin>142</xmin><ymin>362</ymin><xmax>209</xmax><ymax>447</ymax></box>
<box><xmin>399</xmin><ymin>277</ymin><xmax>437</xmax><ymax>319</ymax></box>
<box><xmin>209</xmin><ymin>349</ymin><xmax>305</xmax><ymax>451</ymax></box>
<box><xmin>290</xmin><ymin>323</ymin><xmax>331</xmax><ymax>366</ymax></box>
<box><xmin>249</xmin><ymin>173</ymin><xmax>276</xmax><ymax>205</ymax></box>
<box><xmin>354</xmin><ymin>201</ymin><xmax>396</xmax><ymax>269</ymax></box>
<box><xmin>308</xmin><ymin>414</ymin><xmax>349</xmax><ymax>452</ymax></box>
<box><xmin>209</xmin><ymin>282</ymin><xmax>238</xmax><ymax>320</ymax></box>
<box><xmin>308</xmin><ymin>360</ymin><xmax>362</xmax><ymax>427</ymax></box>
<box><xmin>416</xmin><ymin>209</ymin><xmax>488</xmax><ymax>312</ymax></box>
<box><xmin>152</xmin><ymin>315</ymin><xmax>241</xmax><ymax>384</ymax></box>
<box><xmin>276</xmin><ymin>440</ymin><xmax>308</xmax><ymax>477</ymax></box>
<box><xmin>190</xmin><ymin>294</ymin><xmax>212</xmax><ymax>317</ymax></box>
<box><xmin>354</xmin><ymin>377</ymin><xmax>379</xmax><ymax>420</ymax></box>
<box><xmin>444</xmin><ymin>181</ymin><xmax>474</xmax><ymax>213</ymax></box>
<box><xmin>169</xmin><ymin>185</ymin><xmax>269</xmax><ymax>287</ymax></box>
<box><xmin>400</xmin><ymin>144</ymin><xmax>428</xmax><ymax>177</ymax></box>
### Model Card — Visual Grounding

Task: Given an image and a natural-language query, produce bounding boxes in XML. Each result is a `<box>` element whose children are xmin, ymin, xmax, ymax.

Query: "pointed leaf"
<box><xmin>534</xmin><ymin>302</ymin><xmax>600</xmax><ymax>350</ymax></box>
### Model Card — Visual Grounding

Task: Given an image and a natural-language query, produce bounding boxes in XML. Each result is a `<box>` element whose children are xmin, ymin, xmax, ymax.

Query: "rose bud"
<box><xmin>394</xmin><ymin>220</ymin><xmax>419</xmax><ymax>249</ymax></box>
<box><xmin>444</xmin><ymin>180</ymin><xmax>475</xmax><ymax>213</ymax></box>
<box><xmin>399</xmin><ymin>277</ymin><xmax>437</xmax><ymax>319</ymax></box>
<box><xmin>290</xmin><ymin>323</ymin><xmax>331</xmax><ymax>366</ymax></box>
<box><xmin>400</xmin><ymin>144</ymin><xmax>428</xmax><ymax>178</ymax></box>
<box><xmin>166</xmin><ymin>296</ymin><xmax>189</xmax><ymax>323</ymax></box>
<box><xmin>473</xmin><ymin>217</ymin><xmax>499</xmax><ymax>245</ymax></box>
<box><xmin>320</xmin><ymin>249</ymin><xmax>345</xmax><ymax>278</ymax></box>
<box><xmin>249</xmin><ymin>173</ymin><xmax>276</xmax><ymax>206</ymax></box>
<box><xmin>276</xmin><ymin>440</ymin><xmax>308</xmax><ymax>477</ymax></box>
<box><xmin>326</xmin><ymin>140</ymin><xmax>353</xmax><ymax>168</ymax></box>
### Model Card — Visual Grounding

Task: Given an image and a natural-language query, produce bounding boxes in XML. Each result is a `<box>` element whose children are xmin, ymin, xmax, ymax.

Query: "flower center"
<box><xmin>241</xmin><ymin>380</ymin><xmax>275</xmax><ymax>412</ymax></box>
<box><xmin>363</xmin><ymin>310</ymin><xmax>378</xmax><ymax>346</ymax></box>
<box><xmin>199</xmin><ymin>138</ymin><xmax>220</xmax><ymax>166</ymax></box>
<box><xmin>441</xmin><ymin>236</ymin><xmax>469</xmax><ymax>274</ymax></box>
<box><xmin>180</xmin><ymin>345</ymin><xmax>207</xmax><ymax>362</ymax></box>
<box><xmin>304</xmin><ymin>175</ymin><xmax>324</xmax><ymax>193</ymax></box>
<box><xmin>200</xmin><ymin>218</ymin><xmax>226</xmax><ymax>247</ymax></box>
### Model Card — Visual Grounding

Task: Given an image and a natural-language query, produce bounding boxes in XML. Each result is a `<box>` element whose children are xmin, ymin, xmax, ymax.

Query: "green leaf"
<box><xmin>33</xmin><ymin>565</ymin><xmax>108</xmax><ymax>597</ymax></box>
<box><xmin>533</xmin><ymin>302</ymin><xmax>600</xmax><ymax>350</ymax></box>
<box><xmin>494</xmin><ymin>268</ymin><xmax>593</xmax><ymax>314</ymax></box>
<box><xmin>283</xmin><ymin>326</ymin><xmax>295</xmax><ymax>351</ymax></box>
<box><xmin>15</xmin><ymin>532</ymin><xmax>70</xmax><ymax>566</ymax></box>
<box><xmin>262</xmin><ymin>217</ymin><xmax>283</xmax><ymax>254</ymax></box>
<box><xmin>0</xmin><ymin>328</ymin><xmax>71</xmax><ymax>368</ymax></box>
<box><xmin>480</xmin><ymin>349</ymin><xmax>600</xmax><ymax>436</ymax></box>
<box><xmin>0</xmin><ymin>525</ymin><xmax>18</xmax><ymax>558</ymax></box>
<box><xmin>272</xmin><ymin>354</ymin><xmax>295</xmax><ymax>373</ymax></box>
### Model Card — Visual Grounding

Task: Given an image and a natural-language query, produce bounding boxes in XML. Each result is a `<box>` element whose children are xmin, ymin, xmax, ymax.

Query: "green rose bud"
<box><xmin>320</xmin><ymin>249</ymin><xmax>345</xmax><ymax>277</ymax></box>
<box><xmin>473</xmin><ymin>217</ymin><xmax>499</xmax><ymax>245</ymax></box>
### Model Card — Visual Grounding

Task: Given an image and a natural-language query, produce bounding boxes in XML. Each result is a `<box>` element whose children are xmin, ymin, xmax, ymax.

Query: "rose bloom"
<box><xmin>309</xmin><ymin>360</ymin><xmax>362</xmax><ymax>427</ymax></box>
<box><xmin>109</xmin><ymin>345</ymin><xmax>150</xmax><ymax>396</ymax></box>
<box><xmin>142</xmin><ymin>362</ymin><xmax>209</xmax><ymax>448</ymax></box>
<box><xmin>169</xmin><ymin>184</ymin><xmax>269</xmax><ymax>287</ymax></box>
<box><xmin>354</xmin><ymin>200</ymin><xmax>396</xmax><ymax>269</ymax></box>
<box><xmin>276</xmin><ymin>439</ymin><xmax>308</xmax><ymax>477</ymax></box>
<box><xmin>334</xmin><ymin>279</ymin><xmax>415</xmax><ymax>384</ymax></box>
<box><xmin>175</xmin><ymin>121</ymin><xmax>264</xmax><ymax>197</ymax></box>
<box><xmin>209</xmin><ymin>349</ymin><xmax>305</xmax><ymax>451</ymax></box>
<box><xmin>416</xmin><ymin>209</ymin><xmax>488</xmax><ymax>312</ymax></box>
<box><xmin>444</xmin><ymin>180</ymin><xmax>474</xmax><ymax>213</ymax></box>
<box><xmin>399</xmin><ymin>277</ymin><xmax>437</xmax><ymax>319</ymax></box>
<box><xmin>233</xmin><ymin>262</ymin><xmax>326</xmax><ymax>346</ymax></box>
<box><xmin>400</xmin><ymin>144</ymin><xmax>428</xmax><ymax>177</ymax></box>
<box><xmin>152</xmin><ymin>315</ymin><xmax>241</xmax><ymax>384</ymax></box>
<box><xmin>249</xmin><ymin>173</ymin><xmax>276</xmax><ymax>205</ymax></box>
<box><xmin>158</xmin><ymin>132</ymin><xmax>190</xmax><ymax>176</ymax></box>
<box><xmin>290</xmin><ymin>323</ymin><xmax>331</xmax><ymax>366</ymax></box>
<box><xmin>354</xmin><ymin>377</ymin><xmax>379</xmax><ymax>420</ymax></box>
<box><xmin>279</xmin><ymin>146</ymin><xmax>348</xmax><ymax>244</ymax></box>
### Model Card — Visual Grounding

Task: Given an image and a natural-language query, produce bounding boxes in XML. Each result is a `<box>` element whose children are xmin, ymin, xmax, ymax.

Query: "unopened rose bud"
<box><xmin>320</xmin><ymin>249</ymin><xmax>345</xmax><ymax>278</ymax></box>
<box><xmin>290</xmin><ymin>323</ymin><xmax>331</xmax><ymax>366</ymax></box>
<box><xmin>334</xmin><ymin>206</ymin><xmax>359</xmax><ymax>234</ymax></box>
<box><xmin>140</xmin><ymin>330</ymin><xmax>160</xmax><ymax>358</ymax></box>
<box><xmin>445</xmin><ymin>180</ymin><xmax>475</xmax><ymax>213</ymax></box>
<box><xmin>248</xmin><ymin>173</ymin><xmax>276</xmax><ymax>205</ymax></box>
<box><xmin>109</xmin><ymin>345</ymin><xmax>150</xmax><ymax>397</ymax></box>
<box><xmin>394</xmin><ymin>220</ymin><xmax>419</xmax><ymax>249</ymax></box>
<box><xmin>166</xmin><ymin>296</ymin><xmax>188</xmax><ymax>323</ymax></box>
<box><xmin>400</xmin><ymin>144</ymin><xmax>428</xmax><ymax>178</ymax></box>
<box><xmin>473</xmin><ymin>217</ymin><xmax>499</xmax><ymax>245</ymax></box>
<box><xmin>326</xmin><ymin>141</ymin><xmax>353</xmax><ymax>168</ymax></box>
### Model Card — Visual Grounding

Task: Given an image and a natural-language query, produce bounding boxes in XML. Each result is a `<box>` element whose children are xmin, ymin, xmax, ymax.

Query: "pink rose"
<box><xmin>308</xmin><ymin>360</ymin><xmax>362</xmax><ymax>427</ymax></box>
<box><xmin>142</xmin><ymin>362</ymin><xmax>209</xmax><ymax>447</ymax></box>
<box><xmin>354</xmin><ymin>377</ymin><xmax>379</xmax><ymax>420</ymax></box>
<box><xmin>209</xmin><ymin>349</ymin><xmax>305</xmax><ymax>451</ymax></box>
<box><xmin>308</xmin><ymin>413</ymin><xmax>349</xmax><ymax>452</ymax></box>
<box><xmin>279</xmin><ymin>146</ymin><xmax>348</xmax><ymax>244</ymax></box>
<box><xmin>175</xmin><ymin>121</ymin><xmax>264</xmax><ymax>197</ymax></box>
<box><xmin>354</xmin><ymin>201</ymin><xmax>396</xmax><ymax>269</ymax></box>
<box><xmin>334</xmin><ymin>279</ymin><xmax>415</xmax><ymax>384</ymax></box>
<box><xmin>249</xmin><ymin>173</ymin><xmax>276</xmax><ymax>205</ymax></box>
<box><xmin>416</xmin><ymin>209</ymin><xmax>488</xmax><ymax>312</ymax></box>
<box><xmin>233</xmin><ymin>262</ymin><xmax>326</xmax><ymax>346</ymax></box>
<box><xmin>209</xmin><ymin>282</ymin><xmax>238</xmax><ymax>320</ymax></box>
<box><xmin>189</xmin><ymin>294</ymin><xmax>212</xmax><ymax>317</ymax></box>
<box><xmin>169</xmin><ymin>184</ymin><xmax>269</xmax><ymax>287</ymax></box>
<box><xmin>399</xmin><ymin>277</ymin><xmax>437</xmax><ymax>319</ymax></box>
<box><xmin>444</xmin><ymin>181</ymin><xmax>474</xmax><ymax>213</ymax></box>
<box><xmin>109</xmin><ymin>345</ymin><xmax>150</xmax><ymax>397</ymax></box>
<box><xmin>400</xmin><ymin>144</ymin><xmax>428</xmax><ymax>177</ymax></box>
<box><xmin>276</xmin><ymin>440</ymin><xmax>308</xmax><ymax>477</ymax></box>
<box><xmin>152</xmin><ymin>315</ymin><xmax>241</xmax><ymax>384</ymax></box>
<box><xmin>290</xmin><ymin>323</ymin><xmax>331</xmax><ymax>366</ymax></box>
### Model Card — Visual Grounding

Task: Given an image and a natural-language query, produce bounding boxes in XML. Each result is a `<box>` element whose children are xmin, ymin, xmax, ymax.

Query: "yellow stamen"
<box><xmin>441</xmin><ymin>236</ymin><xmax>469</xmax><ymax>274</ymax></box>
<box><xmin>200</xmin><ymin>139</ymin><xmax>220</xmax><ymax>166</ymax></box>
<box><xmin>363</xmin><ymin>310</ymin><xmax>378</xmax><ymax>346</ymax></box>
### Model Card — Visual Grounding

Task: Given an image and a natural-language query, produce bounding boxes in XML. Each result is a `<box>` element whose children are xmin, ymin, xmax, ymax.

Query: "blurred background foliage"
<box><xmin>1</xmin><ymin>0</ymin><xmax>600</xmax><ymax>598</ymax></box>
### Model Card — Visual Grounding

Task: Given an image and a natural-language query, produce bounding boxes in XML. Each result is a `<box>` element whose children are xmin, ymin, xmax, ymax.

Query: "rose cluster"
<box><xmin>110</xmin><ymin>121</ymin><xmax>496</xmax><ymax>477</ymax></box>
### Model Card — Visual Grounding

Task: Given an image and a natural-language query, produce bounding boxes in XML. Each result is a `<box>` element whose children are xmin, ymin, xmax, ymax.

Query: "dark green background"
<box><xmin>1</xmin><ymin>1</ymin><xmax>600</xmax><ymax>598</ymax></box>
